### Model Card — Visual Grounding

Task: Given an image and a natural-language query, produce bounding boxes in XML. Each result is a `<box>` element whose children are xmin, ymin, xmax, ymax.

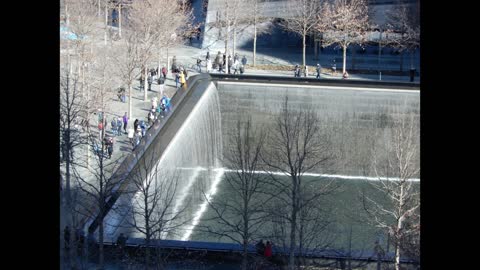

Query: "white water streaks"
<box><xmin>177</xmin><ymin>167</ymin><xmax>420</xmax><ymax>182</ymax></box>
<box><xmin>180</xmin><ymin>168</ymin><xmax>225</xmax><ymax>241</ymax></box>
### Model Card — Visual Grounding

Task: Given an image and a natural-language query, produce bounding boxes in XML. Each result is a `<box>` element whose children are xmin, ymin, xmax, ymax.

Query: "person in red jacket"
<box><xmin>264</xmin><ymin>241</ymin><xmax>272</xmax><ymax>258</ymax></box>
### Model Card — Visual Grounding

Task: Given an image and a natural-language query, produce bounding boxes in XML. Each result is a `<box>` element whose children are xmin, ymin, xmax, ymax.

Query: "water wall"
<box><xmin>103</xmin><ymin>81</ymin><xmax>223</xmax><ymax>241</ymax></box>
<box><xmin>216</xmin><ymin>81</ymin><xmax>420</xmax><ymax>177</ymax></box>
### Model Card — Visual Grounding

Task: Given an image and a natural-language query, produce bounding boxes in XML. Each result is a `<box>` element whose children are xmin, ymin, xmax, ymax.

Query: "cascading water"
<box><xmin>103</xmin><ymin>83</ymin><xmax>223</xmax><ymax>241</ymax></box>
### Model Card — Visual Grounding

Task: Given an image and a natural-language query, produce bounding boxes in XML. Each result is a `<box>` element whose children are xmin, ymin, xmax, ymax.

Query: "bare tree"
<box><xmin>240</xmin><ymin>0</ymin><xmax>272</xmax><ymax>67</ymax></box>
<box><xmin>129</xmin><ymin>0</ymin><xmax>170</xmax><ymax>101</ymax></box>
<box><xmin>116</xmin><ymin>151</ymin><xmax>191</xmax><ymax>270</ymax></box>
<box><xmin>154</xmin><ymin>0</ymin><xmax>195</xmax><ymax>82</ymax></box>
<box><xmin>262</xmin><ymin>96</ymin><xmax>337</xmax><ymax>270</ymax></box>
<box><xmin>281</xmin><ymin>0</ymin><xmax>324</xmax><ymax>67</ymax></box>
<box><xmin>74</xmin><ymin>132</ymin><xmax>125</xmax><ymax>269</ymax></box>
<box><xmin>363</xmin><ymin>112</ymin><xmax>420</xmax><ymax>270</ymax></box>
<box><xmin>317</xmin><ymin>0</ymin><xmax>370</xmax><ymax>74</ymax></box>
<box><xmin>386</xmin><ymin>1</ymin><xmax>420</xmax><ymax>72</ymax></box>
<box><xmin>60</xmin><ymin>62</ymin><xmax>88</xmax><ymax>270</ymax></box>
<box><xmin>113</xmin><ymin>31</ymin><xmax>142</xmax><ymax>120</ymax></box>
<box><xmin>201</xmin><ymin>117</ymin><xmax>268</xmax><ymax>270</ymax></box>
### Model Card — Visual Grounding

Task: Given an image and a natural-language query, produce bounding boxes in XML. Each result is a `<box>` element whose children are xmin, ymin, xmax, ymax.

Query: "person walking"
<box><xmin>196</xmin><ymin>58</ymin><xmax>202</xmax><ymax>72</ymax></box>
<box><xmin>161</xmin><ymin>66</ymin><xmax>167</xmax><ymax>79</ymax></box>
<box><xmin>175</xmin><ymin>72</ymin><xmax>180</xmax><ymax>88</ymax></box>
<box><xmin>304</xmin><ymin>65</ymin><xmax>308</xmax><ymax>77</ymax></box>
<box><xmin>241</xmin><ymin>55</ymin><xmax>247</xmax><ymax>66</ymax></box>
<box><xmin>151</xmin><ymin>96</ymin><xmax>158</xmax><ymax>111</ymax></box>
<box><xmin>116</xmin><ymin>233</ymin><xmax>128</xmax><ymax>258</ymax></box>
<box><xmin>316</xmin><ymin>63</ymin><xmax>322</xmax><ymax>79</ymax></box>
<box><xmin>264</xmin><ymin>241</ymin><xmax>272</xmax><ymax>258</ymax></box>
<box><xmin>116</xmin><ymin>117</ymin><xmax>123</xmax><ymax>136</ymax></box>
<box><xmin>233</xmin><ymin>58</ymin><xmax>239</xmax><ymax>74</ymax></box>
<box><xmin>331</xmin><ymin>59</ymin><xmax>337</xmax><ymax>75</ymax></box>
<box><xmin>147</xmin><ymin>74</ymin><xmax>153</xmax><ymax>91</ymax></box>
<box><xmin>256</xmin><ymin>240</ymin><xmax>266</xmax><ymax>255</ymax></box>
<box><xmin>206</xmin><ymin>51</ymin><xmax>210</xmax><ymax>61</ymax></box>
<box><xmin>111</xmin><ymin>117</ymin><xmax>117</xmax><ymax>136</ymax></box>
<box><xmin>127</xmin><ymin>127</ymin><xmax>135</xmax><ymax>146</ymax></box>
<box><xmin>179</xmin><ymin>71</ymin><xmax>186</xmax><ymax>88</ymax></box>
<box><xmin>227</xmin><ymin>55</ymin><xmax>233</xmax><ymax>74</ymax></box>
<box><xmin>133</xmin><ymin>119</ymin><xmax>139</xmax><ymax>132</ymax></box>
<box><xmin>294</xmin><ymin>65</ymin><xmax>300</xmax><ymax>77</ymax></box>
<box><xmin>122</xmin><ymin>112</ymin><xmax>128</xmax><ymax>134</ymax></box>
<box><xmin>206</xmin><ymin>58</ymin><xmax>212</xmax><ymax>73</ymax></box>
<box><xmin>64</xmin><ymin>226</ymin><xmax>70</xmax><ymax>250</ymax></box>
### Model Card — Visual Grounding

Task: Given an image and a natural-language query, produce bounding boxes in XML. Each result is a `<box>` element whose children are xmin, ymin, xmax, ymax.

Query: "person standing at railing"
<box><xmin>264</xmin><ymin>241</ymin><xmax>272</xmax><ymax>258</ymax></box>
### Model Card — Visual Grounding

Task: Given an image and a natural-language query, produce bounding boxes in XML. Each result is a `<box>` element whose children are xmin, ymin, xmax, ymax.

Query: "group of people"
<box><xmin>139</xmin><ymin>66</ymin><xmax>168</xmax><ymax>94</ymax></box>
<box><xmin>207</xmin><ymin>51</ymin><xmax>247</xmax><ymax>74</ymax></box>
<box><xmin>64</xmin><ymin>226</ymin><xmax>84</xmax><ymax>250</ymax></box>
<box><xmin>294</xmin><ymin>60</ymin><xmax>349</xmax><ymax>79</ymax></box>
<box><xmin>171</xmin><ymin>56</ymin><xmax>188</xmax><ymax>89</ymax></box>
<box><xmin>256</xmin><ymin>240</ymin><xmax>273</xmax><ymax>258</ymax></box>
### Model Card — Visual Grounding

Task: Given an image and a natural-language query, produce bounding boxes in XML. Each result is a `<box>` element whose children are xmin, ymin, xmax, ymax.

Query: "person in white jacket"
<box><xmin>206</xmin><ymin>58</ymin><xmax>212</xmax><ymax>73</ymax></box>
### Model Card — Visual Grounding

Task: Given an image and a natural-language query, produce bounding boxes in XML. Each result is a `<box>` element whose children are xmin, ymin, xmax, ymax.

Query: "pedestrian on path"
<box><xmin>133</xmin><ymin>119</ymin><xmax>139</xmax><ymax>132</ymax></box>
<box><xmin>303</xmin><ymin>65</ymin><xmax>308</xmax><ymax>77</ymax></box>
<box><xmin>294</xmin><ymin>65</ymin><xmax>300</xmax><ymax>77</ymax></box>
<box><xmin>228</xmin><ymin>55</ymin><xmax>233</xmax><ymax>74</ymax></box>
<box><xmin>331</xmin><ymin>60</ymin><xmax>336</xmax><ymax>75</ymax></box>
<box><xmin>116</xmin><ymin>233</ymin><xmax>128</xmax><ymax>258</ymax></box>
<box><xmin>127</xmin><ymin>127</ymin><xmax>135</xmax><ymax>146</ymax></box>
<box><xmin>316</xmin><ymin>63</ymin><xmax>322</xmax><ymax>79</ymax></box>
<box><xmin>197</xmin><ymin>58</ymin><xmax>202</xmax><ymax>72</ymax></box>
<box><xmin>64</xmin><ymin>226</ymin><xmax>70</xmax><ymax>249</ymax></box>
<box><xmin>175</xmin><ymin>72</ymin><xmax>180</xmax><ymax>88</ymax></box>
<box><xmin>116</xmin><ymin>117</ymin><xmax>123</xmax><ymax>136</ymax></box>
<box><xmin>111</xmin><ymin>117</ymin><xmax>117</xmax><ymax>136</ymax></box>
<box><xmin>107</xmin><ymin>143</ymin><xmax>113</xmax><ymax>159</ymax></box>
<box><xmin>241</xmin><ymin>55</ymin><xmax>247</xmax><ymax>66</ymax></box>
<box><xmin>151</xmin><ymin>96</ymin><xmax>158</xmax><ymax>111</ymax></box>
<box><xmin>206</xmin><ymin>51</ymin><xmax>210</xmax><ymax>61</ymax></box>
<box><xmin>122</xmin><ymin>113</ymin><xmax>128</xmax><ymax>134</ymax></box>
<box><xmin>147</xmin><ymin>74</ymin><xmax>153</xmax><ymax>91</ymax></box>
<box><xmin>264</xmin><ymin>241</ymin><xmax>272</xmax><ymax>258</ymax></box>
<box><xmin>180</xmin><ymin>71</ymin><xmax>186</xmax><ymax>88</ymax></box>
<box><xmin>161</xmin><ymin>66</ymin><xmax>167</xmax><ymax>79</ymax></box>
<box><xmin>206</xmin><ymin>58</ymin><xmax>212</xmax><ymax>73</ymax></box>
<box><xmin>256</xmin><ymin>240</ymin><xmax>265</xmax><ymax>255</ymax></box>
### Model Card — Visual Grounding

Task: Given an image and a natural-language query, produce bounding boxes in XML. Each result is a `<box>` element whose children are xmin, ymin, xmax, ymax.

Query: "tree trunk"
<box><xmin>144</xmin><ymin>65</ymin><xmax>148</xmax><ymax>101</ymax></box>
<box><xmin>158</xmin><ymin>47</ymin><xmax>162</xmax><ymax>80</ymax></box>
<box><xmin>128</xmin><ymin>83</ymin><xmax>132</xmax><ymax>121</ymax></box>
<box><xmin>65</xmin><ymin>1</ymin><xmax>69</xmax><ymax>26</ymax></box>
<box><xmin>352</xmin><ymin>46</ymin><xmax>356</xmax><ymax>70</ymax></box>
<box><xmin>253</xmin><ymin>20</ymin><xmax>257</xmax><ymax>67</ymax></box>
<box><xmin>342</xmin><ymin>45</ymin><xmax>347</xmax><ymax>74</ymax></box>
<box><xmin>99</xmin><ymin>219</ymin><xmax>104</xmax><ymax>269</ymax></box>
<box><xmin>104</xmin><ymin>1</ymin><xmax>108</xmax><ymax>45</ymax></box>
<box><xmin>118</xmin><ymin>4</ymin><xmax>122</xmax><ymax>38</ymax></box>
<box><xmin>410</xmin><ymin>48</ymin><xmax>414</xmax><ymax>69</ymax></box>
<box><xmin>288</xmin><ymin>180</ymin><xmax>298</xmax><ymax>270</ymax></box>
<box><xmin>145</xmin><ymin>235</ymin><xmax>151</xmax><ymax>270</ymax></box>
<box><xmin>233</xmin><ymin>27</ymin><xmax>236</xmax><ymax>58</ymax></box>
<box><xmin>225</xmin><ymin>20</ymin><xmax>230</xmax><ymax>56</ymax></box>
<box><xmin>395</xmin><ymin>185</ymin><xmax>405</xmax><ymax>270</ymax></box>
<box><xmin>302</xmin><ymin>33</ymin><xmax>306</xmax><ymax>67</ymax></box>
<box><xmin>399</xmin><ymin>51</ymin><xmax>404</xmax><ymax>72</ymax></box>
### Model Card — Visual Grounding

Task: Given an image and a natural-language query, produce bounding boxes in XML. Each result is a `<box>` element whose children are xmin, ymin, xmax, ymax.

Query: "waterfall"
<box><xmin>104</xmin><ymin>83</ymin><xmax>223</xmax><ymax>241</ymax></box>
